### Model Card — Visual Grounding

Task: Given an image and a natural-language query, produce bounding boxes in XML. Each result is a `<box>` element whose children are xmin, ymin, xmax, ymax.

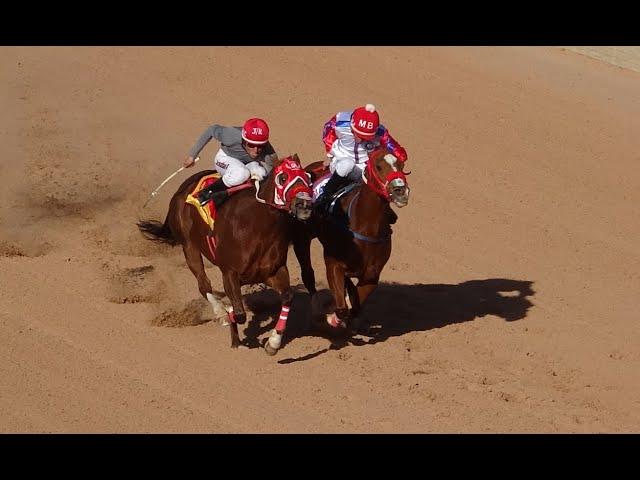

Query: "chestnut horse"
<box><xmin>137</xmin><ymin>154</ymin><xmax>316</xmax><ymax>355</ymax></box>
<box><xmin>298</xmin><ymin>149</ymin><xmax>410</xmax><ymax>332</ymax></box>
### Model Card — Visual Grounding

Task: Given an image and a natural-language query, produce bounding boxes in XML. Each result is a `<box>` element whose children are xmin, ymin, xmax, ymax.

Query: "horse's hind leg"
<box><xmin>221</xmin><ymin>270</ymin><xmax>244</xmax><ymax>348</ymax></box>
<box><xmin>182</xmin><ymin>241</ymin><xmax>227</xmax><ymax>322</ymax></box>
<box><xmin>263</xmin><ymin>265</ymin><xmax>294</xmax><ymax>356</ymax></box>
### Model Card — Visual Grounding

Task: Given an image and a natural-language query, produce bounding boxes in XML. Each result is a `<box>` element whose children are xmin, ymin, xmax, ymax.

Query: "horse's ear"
<box><xmin>292</xmin><ymin>153</ymin><xmax>300</xmax><ymax>164</ymax></box>
<box><xmin>272</xmin><ymin>155</ymin><xmax>283</xmax><ymax>168</ymax></box>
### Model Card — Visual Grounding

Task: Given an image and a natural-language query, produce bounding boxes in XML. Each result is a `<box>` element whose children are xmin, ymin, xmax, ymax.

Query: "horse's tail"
<box><xmin>137</xmin><ymin>213</ymin><xmax>177</xmax><ymax>246</ymax></box>
<box><xmin>138</xmin><ymin>169</ymin><xmax>214</xmax><ymax>247</ymax></box>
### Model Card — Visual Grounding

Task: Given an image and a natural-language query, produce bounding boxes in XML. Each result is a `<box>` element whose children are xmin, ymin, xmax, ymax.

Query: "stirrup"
<box><xmin>199</xmin><ymin>181</ymin><xmax>226</xmax><ymax>206</ymax></box>
<box><xmin>198</xmin><ymin>190</ymin><xmax>213</xmax><ymax>206</ymax></box>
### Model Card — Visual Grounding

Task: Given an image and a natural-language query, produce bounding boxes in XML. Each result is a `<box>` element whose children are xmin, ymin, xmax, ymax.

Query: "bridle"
<box><xmin>254</xmin><ymin>157</ymin><xmax>313</xmax><ymax>214</ymax></box>
<box><xmin>361</xmin><ymin>155</ymin><xmax>409</xmax><ymax>201</ymax></box>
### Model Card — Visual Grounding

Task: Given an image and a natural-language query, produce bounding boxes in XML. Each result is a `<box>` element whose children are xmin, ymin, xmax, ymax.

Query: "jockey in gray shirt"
<box><xmin>183</xmin><ymin>117</ymin><xmax>277</xmax><ymax>205</ymax></box>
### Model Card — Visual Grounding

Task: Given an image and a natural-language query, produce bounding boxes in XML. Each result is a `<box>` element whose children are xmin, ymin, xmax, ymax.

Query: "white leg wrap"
<box><xmin>207</xmin><ymin>292</ymin><xmax>228</xmax><ymax>325</ymax></box>
<box><xmin>268</xmin><ymin>329</ymin><xmax>282</xmax><ymax>350</ymax></box>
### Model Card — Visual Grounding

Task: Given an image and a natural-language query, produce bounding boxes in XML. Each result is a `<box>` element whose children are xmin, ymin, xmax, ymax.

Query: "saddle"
<box><xmin>311</xmin><ymin>172</ymin><xmax>356</xmax><ymax>216</ymax></box>
<box><xmin>311</xmin><ymin>172</ymin><xmax>398</xmax><ymax>224</ymax></box>
<box><xmin>186</xmin><ymin>173</ymin><xmax>257</xmax><ymax>231</ymax></box>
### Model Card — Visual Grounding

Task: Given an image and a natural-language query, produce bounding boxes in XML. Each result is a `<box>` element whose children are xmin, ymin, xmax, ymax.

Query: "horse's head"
<box><xmin>365</xmin><ymin>149</ymin><xmax>410</xmax><ymax>207</ymax></box>
<box><xmin>271</xmin><ymin>154</ymin><xmax>313</xmax><ymax>221</ymax></box>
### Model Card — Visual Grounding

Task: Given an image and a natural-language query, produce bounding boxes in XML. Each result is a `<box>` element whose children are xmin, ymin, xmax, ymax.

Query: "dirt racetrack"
<box><xmin>2</xmin><ymin>47</ymin><xmax>639</xmax><ymax>433</ymax></box>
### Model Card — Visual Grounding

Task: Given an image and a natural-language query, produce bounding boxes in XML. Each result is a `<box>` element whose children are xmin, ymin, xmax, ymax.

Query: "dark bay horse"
<box><xmin>138</xmin><ymin>154</ymin><xmax>316</xmax><ymax>355</ymax></box>
<box><xmin>298</xmin><ymin>149</ymin><xmax>410</xmax><ymax>332</ymax></box>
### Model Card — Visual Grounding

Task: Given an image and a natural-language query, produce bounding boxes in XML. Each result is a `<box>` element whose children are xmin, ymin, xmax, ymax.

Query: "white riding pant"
<box><xmin>214</xmin><ymin>149</ymin><xmax>266</xmax><ymax>187</ymax></box>
<box><xmin>328</xmin><ymin>155</ymin><xmax>365</xmax><ymax>183</ymax></box>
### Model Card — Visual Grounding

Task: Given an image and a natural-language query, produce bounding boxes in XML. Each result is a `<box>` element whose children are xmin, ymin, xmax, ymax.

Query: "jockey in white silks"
<box><xmin>315</xmin><ymin>103</ymin><xmax>408</xmax><ymax>210</ymax></box>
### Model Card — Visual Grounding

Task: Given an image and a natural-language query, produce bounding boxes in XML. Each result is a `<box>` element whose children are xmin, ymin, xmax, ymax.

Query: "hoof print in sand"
<box><xmin>108</xmin><ymin>265</ymin><xmax>163</xmax><ymax>304</ymax></box>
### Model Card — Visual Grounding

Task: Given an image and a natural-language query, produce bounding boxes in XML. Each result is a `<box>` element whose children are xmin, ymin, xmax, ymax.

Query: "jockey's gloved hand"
<box><xmin>263</xmin><ymin>154</ymin><xmax>277</xmax><ymax>173</ymax></box>
<box><xmin>246</xmin><ymin>161</ymin><xmax>267</xmax><ymax>181</ymax></box>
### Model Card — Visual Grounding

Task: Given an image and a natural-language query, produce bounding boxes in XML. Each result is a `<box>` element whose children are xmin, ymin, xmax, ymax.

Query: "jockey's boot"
<box><xmin>315</xmin><ymin>172</ymin><xmax>350</xmax><ymax>213</ymax></box>
<box><xmin>198</xmin><ymin>178</ymin><xmax>228</xmax><ymax>207</ymax></box>
<box><xmin>385</xmin><ymin>203</ymin><xmax>398</xmax><ymax>224</ymax></box>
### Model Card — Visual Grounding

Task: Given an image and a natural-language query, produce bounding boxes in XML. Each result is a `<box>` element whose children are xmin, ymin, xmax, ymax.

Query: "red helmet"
<box><xmin>242</xmin><ymin>118</ymin><xmax>270</xmax><ymax>144</ymax></box>
<box><xmin>350</xmin><ymin>104</ymin><xmax>379</xmax><ymax>140</ymax></box>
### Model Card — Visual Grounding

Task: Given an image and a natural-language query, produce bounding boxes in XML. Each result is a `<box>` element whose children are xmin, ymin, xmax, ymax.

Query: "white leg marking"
<box><xmin>327</xmin><ymin>313</ymin><xmax>340</xmax><ymax>327</ymax></box>
<box><xmin>268</xmin><ymin>329</ymin><xmax>282</xmax><ymax>350</ymax></box>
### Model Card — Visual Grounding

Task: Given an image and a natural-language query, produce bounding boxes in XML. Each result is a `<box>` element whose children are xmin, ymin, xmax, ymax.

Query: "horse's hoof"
<box><xmin>234</xmin><ymin>312</ymin><xmax>247</xmax><ymax>325</ymax></box>
<box><xmin>326</xmin><ymin>313</ymin><xmax>346</xmax><ymax>329</ymax></box>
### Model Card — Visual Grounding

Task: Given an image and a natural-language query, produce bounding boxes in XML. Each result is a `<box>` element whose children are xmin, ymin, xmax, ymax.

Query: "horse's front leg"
<box><xmin>221</xmin><ymin>269</ymin><xmax>246</xmax><ymax>349</ymax></box>
<box><xmin>345</xmin><ymin>277</ymin><xmax>360</xmax><ymax>315</ymax></box>
<box><xmin>350</xmin><ymin>281</ymin><xmax>378</xmax><ymax>334</ymax></box>
<box><xmin>263</xmin><ymin>265</ymin><xmax>293</xmax><ymax>356</ymax></box>
<box><xmin>292</xmin><ymin>229</ymin><xmax>316</xmax><ymax>295</ymax></box>
<box><xmin>325</xmin><ymin>256</ymin><xmax>349</xmax><ymax>329</ymax></box>
<box><xmin>355</xmin><ymin>282</ymin><xmax>377</xmax><ymax>309</ymax></box>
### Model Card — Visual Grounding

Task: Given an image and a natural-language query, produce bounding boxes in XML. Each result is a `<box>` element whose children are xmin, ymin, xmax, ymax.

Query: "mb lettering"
<box><xmin>252</xmin><ymin>127</ymin><xmax>263</xmax><ymax>135</ymax></box>
<box><xmin>358</xmin><ymin>120</ymin><xmax>374</xmax><ymax>130</ymax></box>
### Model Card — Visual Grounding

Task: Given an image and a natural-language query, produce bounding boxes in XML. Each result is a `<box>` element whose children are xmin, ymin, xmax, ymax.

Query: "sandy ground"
<box><xmin>1</xmin><ymin>46</ymin><xmax>639</xmax><ymax>433</ymax></box>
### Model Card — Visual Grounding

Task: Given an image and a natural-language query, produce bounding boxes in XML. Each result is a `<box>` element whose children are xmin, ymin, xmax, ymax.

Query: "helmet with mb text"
<box><xmin>350</xmin><ymin>104</ymin><xmax>380</xmax><ymax>140</ymax></box>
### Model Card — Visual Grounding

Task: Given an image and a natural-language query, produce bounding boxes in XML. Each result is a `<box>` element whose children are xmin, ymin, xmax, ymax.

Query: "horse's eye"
<box><xmin>277</xmin><ymin>173</ymin><xmax>287</xmax><ymax>186</ymax></box>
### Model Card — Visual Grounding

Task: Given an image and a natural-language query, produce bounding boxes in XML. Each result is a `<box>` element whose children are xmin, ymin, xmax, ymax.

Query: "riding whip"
<box><xmin>143</xmin><ymin>157</ymin><xmax>200</xmax><ymax>208</ymax></box>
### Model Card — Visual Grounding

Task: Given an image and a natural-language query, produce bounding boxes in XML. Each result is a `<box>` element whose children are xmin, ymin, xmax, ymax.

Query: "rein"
<box><xmin>254</xmin><ymin>169</ymin><xmax>312</xmax><ymax>213</ymax></box>
<box><xmin>254</xmin><ymin>178</ymin><xmax>308</xmax><ymax>212</ymax></box>
<box><xmin>253</xmin><ymin>178</ymin><xmax>285</xmax><ymax>209</ymax></box>
<box><xmin>346</xmin><ymin>191</ymin><xmax>391</xmax><ymax>243</ymax></box>
<box><xmin>329</xmin><ymin>185</ymin><xmax>391</xmax><ymax>244</ymax></box>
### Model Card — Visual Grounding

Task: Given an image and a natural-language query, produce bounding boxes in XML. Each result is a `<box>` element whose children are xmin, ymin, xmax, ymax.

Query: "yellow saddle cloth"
<box><xmin>185</xmin><ymin>173</ymin><xmax>221</xmax><ymax>230</ymax></box>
